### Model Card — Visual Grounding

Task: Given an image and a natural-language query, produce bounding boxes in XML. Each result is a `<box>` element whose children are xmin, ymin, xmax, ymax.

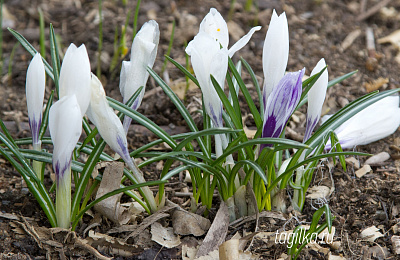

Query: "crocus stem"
<box><xmin>126</xmin><ymin>158</ymin><xmax>158</xmax><ymax>213</ymax></box>
<box><xmin>56</xmin><ymin>165</ymin><xmax>71</xmax><ymax>228</ymax></box>
<box><xmin>32</xmin><ymin>142</ymin><xmax>43</xmax><ymax>182</ymax></box>
<box><xmin>292</xmin><ymin>166</ymin><xmax>304</xmax><ymax>211</ymax></box>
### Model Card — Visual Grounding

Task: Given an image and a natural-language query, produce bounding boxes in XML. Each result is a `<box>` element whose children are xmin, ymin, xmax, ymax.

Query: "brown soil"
<box><xmin>1</xmin><ymin>0</ymin><xmax>400</xmax><ymax>259</ymax></box>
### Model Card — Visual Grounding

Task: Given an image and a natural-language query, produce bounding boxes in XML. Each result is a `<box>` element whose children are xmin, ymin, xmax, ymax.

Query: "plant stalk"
<box><xmin>56</xmin><ymin>165</ymin><xmax>71</xmax><ymax>228</ymax></box>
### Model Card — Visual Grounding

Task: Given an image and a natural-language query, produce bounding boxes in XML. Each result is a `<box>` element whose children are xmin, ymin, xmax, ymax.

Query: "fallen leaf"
<box><xmin>94</xmin><ymin>162</ymin><xmax>131</xmax><ymax>225</ymax></box>
<box><xmin>172</xmin><ymin>209</ymin><xmax>211</xmax><ymax>236</ymax></box>
<box><xmin>219</xmin><ymin>239</ymin><xmax>239</xmax><ymax>260</ymax></box>
<box><xmin>392</xmin><ymin>235</ymin><xmax>400</xmax><ymax>254</ymax></box>
<box><xmin>341</xmin><ymin>29</ymin><xmax>362</xmax><ymax>51</ymax></box>
<box><xmin>170</xmin><ymin>79</ymin><xmax>197</xmax><ymax>100</ymax></box>
<box><xmin>196</xmin><ymin>201</ymin><xmax>229</xmax><ymax>258</ymax></box>
<box><xmin>360</xmin><ymin>226</ymin><xmax>384</xmax><ymax>242</ymax></box>
<box><xmin>151</xmin><ymin>222</ymin><xmax>181</xmax><ymax>248</ymax></box>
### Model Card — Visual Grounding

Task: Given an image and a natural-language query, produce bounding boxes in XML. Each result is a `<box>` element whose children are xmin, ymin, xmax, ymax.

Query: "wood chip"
<box><xmin>355</xmin><ymin>164</ymin><xmax>372</xmax><ymax>178</ymax></box>
<box><xmin>365</xmin><ymin>152</ymin><xmax>390</xmax><ymax>165</ymax></box>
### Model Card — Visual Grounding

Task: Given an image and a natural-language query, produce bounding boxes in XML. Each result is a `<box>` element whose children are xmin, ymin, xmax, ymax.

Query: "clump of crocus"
<box><xmin>49</xmin><ymin>43</ymin><xmax>91</xmax><ymax>228</ymax></box>
<box><xmin>119</xmin><ymin>20</ymin><xmax>160</xmax><ymax>134</ymax></box>
<box><xmin>26</xmin><ymin>53</ymin><xmax>46</xmax><ymax>181</ymax></box>
<box><xmin>87</xmin><ymin>74</ymin><xmax>158</xmax><ymax>212</ymax></box>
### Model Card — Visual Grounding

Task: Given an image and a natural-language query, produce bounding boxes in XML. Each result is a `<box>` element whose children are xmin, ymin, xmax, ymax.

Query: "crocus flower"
<box><xmin>119</xmin><ymin>20</ymin><xmax>160</xmax><ymax>134</ymax></box>
<box><xmin>261</xmin><ymin>68</ymin><xmax>305</xmax><ymax>150</ymax></box>
<box><xmin>262</xmin><ymin>10</ymin><xmax>289</xmax><ymax>108</ymax></box>
<box><xmin>59</xmin><ymin>43</ymin><xmax>91</xmax><ymax>117</ymax></box>
<box><xmin>199</xmin><ymin>8</ymin><xmax>261</xmax><ymax>58</ymax></box>
<box><xmin>87</xmin><ymin>74</ymin><xmax>158</xmax><ymax>212</ymax></box>
<box><xmin>49</xmin><ymin>95</ymin><xmax>82</xmax><ymax>228</ymax></box>
<box><xmin>26</xmin><ymin>53</ymin><xmax>45</xmax><ymax>151</ymax></box>
<box><xmin>186</xmin><ymin>32</ymin><xmax>230</xmax><ymax>158</ymax></box>
<box><xmin>324</xmin><ymin>96</ymin><xmax>400</xmax><ymax>150</ymax></box>
<box><xmin>304</xmin><ymin>59</ymin><xmax>328</xmax><ymax>142</ymax></box>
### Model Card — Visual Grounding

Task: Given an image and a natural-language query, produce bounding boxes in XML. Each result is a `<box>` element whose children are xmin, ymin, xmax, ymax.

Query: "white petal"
<box><xmin>121</xmin><ymin>20</ymin><xmax>159</xmax><ymax>108</ymax></box>
<box><xmin>186</xmin><ymin>32</ymin><xmax>228</xmax><ymax>127</ymax></box>
<box><xmin>304</xmin><ymin>58</ymin><xmax>328</xmax><ymax>141</ymax></box>
<box><xmin>326</xmin><ymin>96</ymin><xmax>400</xmax><ymax>149</ymax></box>
<box><xmin>87</xmin><ymin>74</ymin><xmax>130</xmax><ymax>161</ymax></box>
<box><xmin>59</xmin><ymin>43</ymin><xmax>91</xmax><ymax>116</ymax></box>
<box><xmin>199</xmin><ymin>8</ymin><xmax>229</xmax><ymax>49</ymax></box>
<box><xmin>26</xmin><ymin>53</ymin><xmax>45</xmax><ymax>143</ymax></box>
<box><xmin>228</xmin><ymin>26</ymin><xmax>261</xmax><ymax>58</ymax></box>
<box><xmin>49</xmin><ymin>95</ymin><xmax>82</xmax><ymax>175</ymax></box>
<box><xmin>262</xmin><ymin>10</ymin><xmax>289</xmax><ymax>103</ymax></box>
<box><xmin>119</xmin><ymin>61</ymin><xmax>130</xmax><ymax>103</ymax></box>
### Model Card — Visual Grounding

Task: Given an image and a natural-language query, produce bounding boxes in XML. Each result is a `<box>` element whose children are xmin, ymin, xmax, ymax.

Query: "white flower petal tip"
<box><xmin>49</xmin><ymin>95</ymin><xmax>82</xmax><ymax>179</ymax></box>
<box><xmin>262</xmin><ymin>9</ymin><xmax>289</xmax><ymax>104</ymax></box>
<box><xmin>304</xmin><ymin>58</ymin><xmax>328</xmax><ymax>141</ymax></box>
<box><xmin>324</xmin><ymin>96</ymin><xmax>400</xmax><ymax>150</ymax></box>
<box><xmin>228</xmin><ymin>25</ymin><xmax>262</xmax><ymax>57</ymax></box>
<box><xmin>26</xmin><ymin>53</ymin><xmax>46</xmax><ymax>145</ymax></box>
<box><xmin>199</xmin><ymin>8</ymin><xmax>229</xmax><ymax>49</ymax></box>
<box><xmin>87</xmin><ymin>74</ymin><xmax>130</xmax><ymax>162</ymax></box>
<box><xmin>185</xmin><ymin>32</ymin><xmax>228</xmax><ymax>127</ymax></box>
<box><xmin>59</xmin><ymin>43</ymin><xmax>91</xmax><ymax>116</ymax></box>
<box><xmin>119</xmin><ymin>20</ymin><xmax>159</xmax><ymax>108</ymax></box>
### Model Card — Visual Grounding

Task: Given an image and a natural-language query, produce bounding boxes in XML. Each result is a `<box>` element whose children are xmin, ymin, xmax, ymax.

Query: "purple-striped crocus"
<box><xmin>199</xmin><ymin>8</ymin><xmax>261</xmax><ymax>58</ymax></box>
<box><xmin>262</xmin><ymin>10</ymin><xmax>289</xmax><ymax>110</ymax></box>
<box><xmin>324</xmin><ymin>96</ymin><xmax>400</xmax><ymax>150</ymax></box>
<box><xmin>119</xmin><ymin>20</ymin><xmax>159</xmax><ymax>134</ymax></box>
<box><xmin>304</xmin><ymin>59</ymin><xmax>328</xmax><ymax>142</ymax></box>
<box><xmin>87</xmin><ymin>74</ymin><xmax>158</xmax><ymax>212</ymax></box>
<box><xmin>26</xmin><ymin>53</ymin><xmax>45</xmax><ymax>180</ymax></box>
<box><xmin>49</xmin><ymin>95</ymin><xmax>82</xmax><ymax>228</ymax></box>
<box><xmin>261</xmin><ymin>68</ymin><xmax>305</xmax><ymax>150</ymax></box>
<box><xmin>59</xmin><ymin>43</ymin><xmax>91</xmax><ymax>116</ymax></box>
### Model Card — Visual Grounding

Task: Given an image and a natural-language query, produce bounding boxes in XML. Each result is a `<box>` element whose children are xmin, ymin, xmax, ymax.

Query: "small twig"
<box><xmin>356</xmin><ymin>0</ymin><xmax>392</xmax><ymax>21</ymax></box>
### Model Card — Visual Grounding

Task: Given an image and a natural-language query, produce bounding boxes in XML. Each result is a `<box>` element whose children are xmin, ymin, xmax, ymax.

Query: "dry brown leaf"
<box><xmin>172</xmin><ymin>209</ymin><xmax>211</xmax><ymax>236</ymax></box>
<box><xmin>94</xmin><ymin>162</ymin><xmax>131</xmax><ymax>225</ymax></box>
<box><xmin>196</xmin><ymin>201</ymin><xmax>229</xmax><ymax>258</ymax></box>
<box><xmin>170</xmin><ymin>80</ymin><xmax>197</xmax><ymax>100</ymax></box>
<box><xmin>87</xmin><ymin>230</ymin><xmax>140</xmax><ymax>257</ymax></box>
<box><xmin>341</xmin><ymin>29</ymin><xmax>362</xmax><ymax>51</ymax></box>
<box><xmin>219</xmin><ymin>239</ymin><xmax>239</xmax><ymax>260</ymax></box>
<box><xmin>151</xmin><ymin>222</ymin><xmax>181</xmax><ymax>248</ymax></box>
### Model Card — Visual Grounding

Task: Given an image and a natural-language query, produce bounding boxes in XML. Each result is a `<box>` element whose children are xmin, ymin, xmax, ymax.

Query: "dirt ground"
<box><xmin>1</xmin><ymin>0</ymin><xmax>400</xmax><ymax>259</ymax></box>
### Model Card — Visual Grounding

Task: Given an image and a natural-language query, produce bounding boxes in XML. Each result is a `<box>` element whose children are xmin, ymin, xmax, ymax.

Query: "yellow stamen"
<box><xmin>217</xmin><ymin>28</ymin><xmax>220</xmax><ymax>32</ymax></box>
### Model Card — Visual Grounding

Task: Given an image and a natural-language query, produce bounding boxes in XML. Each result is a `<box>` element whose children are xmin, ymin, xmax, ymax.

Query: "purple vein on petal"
<box><xmin>29</xmin><ymin>116</ymin><xmax>42</xmax><ymax>145</ymax></box>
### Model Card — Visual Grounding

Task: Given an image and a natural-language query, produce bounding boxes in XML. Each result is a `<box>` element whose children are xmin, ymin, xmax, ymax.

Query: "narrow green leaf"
<box><xmin>8</xmin><ymin>28</ymin><xmax>54</xmax><ymax>80</ymax></box>
<box><xmin>49</xmin><ymin>24</ymin><xmax>61</xmax><ymax>96</ymax></box>
<box><xmin>165</xmin><ymin>55</ymin><xmax>199</xmax><ymax>86</ymax></box>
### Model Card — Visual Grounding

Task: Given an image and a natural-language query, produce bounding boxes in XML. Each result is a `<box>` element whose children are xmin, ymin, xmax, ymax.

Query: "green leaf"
<box><xmin>39</xmin><ymin>90</ymin><xmax>54</xmax><ymax>140</ymax></box>
<box><xmin>228</xmin><ymin>57</ymin><xmax>262</xmax><ymax>128</ymax></box>
<box><xmin>241</xmin><ymin>58</ymin><xmax>262</xmax><ymax>118</ymax></box>
<box><xmin>8</xmin><ymin>28</ymin><xmax>55</xmax><ymax>80</ymax></box>
<box><xmin>49</xmin><ymin>24</ymin><xmax>61</xmax><ymax>96</ymax></box>
<box><xmin>107</xmin><ymin>96</ymin><xmax>177</xmax><ymax>149</ymax></box>
<box><xmin>165</xmin><ymin>55</ymin><xmax>199</xmax><ymax>87</ymax></box>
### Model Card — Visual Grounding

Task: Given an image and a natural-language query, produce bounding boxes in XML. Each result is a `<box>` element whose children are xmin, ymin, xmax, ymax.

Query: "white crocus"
<box><xmin>324</xmin><ymin>96</ymin><xmax>400</xmax><ymax>150</ymax></box>
<box><xmin>59</xmin><ymin>43</ymin><xmax>91</xmax><ymax>117</ymax></box>
<box><xmin>199</xmin><ymin>8</ymin><xmax>261</xmax><ymax>58</ymax></box>
<box><xmin>119</xmin><ymin>20</ymin><xmax>159</xmax><ymax>134</ymax></box>
<box><xmin>26</xmin><ymin>53</ymin><xmax>46</xmax><ymax>180</ymax></box>
<box><xmin>26</xmin><ymin>53</ymin><xmax>45</xmax><ymax>150</ymax></box>
<box><xmin>262</xmin><ymin>10</ymin><xmax>289</xmax><ymax>109</ymax></box>
<box><xmin>49</xmin><ymin>95</ymin><xmax>82</xmax><ymax>228</ymax></box>
<box><xmin>87</xmin><ymin>74</ymin><xmax>158</xmax><ymax>212</ymax></box>
<box><xmin>186</xmin><ymin>32</ymin><xmax>229</xmax><ymax>157</ymax></box>
<box><xmin>304</xmin><ymin>58</ymin><xmax>328</xmax><ymax>141</ymax></box>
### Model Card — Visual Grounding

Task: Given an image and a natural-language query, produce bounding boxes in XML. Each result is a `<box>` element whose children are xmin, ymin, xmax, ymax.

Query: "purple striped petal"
<box><xmin>261</xmin><ymin>68</ymin><xmax>304</xmax><ymax>150</ymax></box>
